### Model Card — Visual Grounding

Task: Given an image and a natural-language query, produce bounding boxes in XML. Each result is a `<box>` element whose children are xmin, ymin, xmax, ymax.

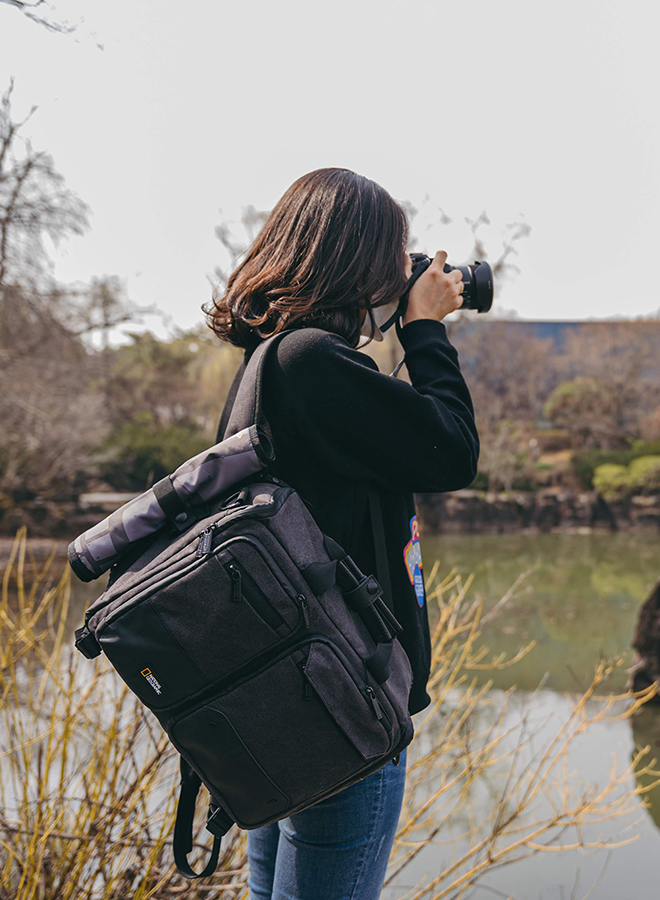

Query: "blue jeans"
<box><xmin>247</xmin><ymin>748</ymin><xmax>407</xmax><ymax>900</ymax></box>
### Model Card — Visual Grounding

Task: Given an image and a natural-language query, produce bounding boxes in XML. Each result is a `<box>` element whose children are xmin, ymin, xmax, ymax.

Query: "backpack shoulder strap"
<box><xmin>367</xmin><ymin>486</ymin><xmax>394</xmax><ymax>616</ymax></box>
<box><xmin>216</xmin><ymin>330</ymin><xmax>399</xmax><ymax>652</ymax></box>
<box><xmin>216</xmin><ymin>327</ymin><xmax>300</xmax><ymax>447</ymax></box>
<box><xmin>215</xmin><ymin>359</ymin><xmax>246</xmax><ymax>444</ymax></box>
<box><xmin>173</xmin><ymin>758</ymin><xmax>227</xmax><ymax>878</ymax></box>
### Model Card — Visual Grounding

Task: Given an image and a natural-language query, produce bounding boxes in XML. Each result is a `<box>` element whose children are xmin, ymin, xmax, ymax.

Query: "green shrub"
<box><xmin>630</xmin><ymin>439</ymin><xmax>660</xmax><ymax>457</ymax></box>
<box><xmin>96</xmin><ymin>413</ymin><xmax>211</xmax><ymax>491</ymax></box>
<box><xmin>593</xmin><ymin>456</ymin><xmax>660</xmax><ymax>501</ymax></box>
<box><xmin>573</xmin><ymin>441</ymin><xmax>660</xmax><ymax>489</ymax></box>
<box><xmin>572</xmin><ymin>448</ymin><xmax>634</xmax><ymax>489</ymax></box>
<box><xmin>628</xmin><ymin>456</ymin><xmax>660</xmax><ymax>494</ymax></box>
<box><xmin>593</xmin><ymin>464</ymin><xmax>631</xmax><ymax>502</ymax></box>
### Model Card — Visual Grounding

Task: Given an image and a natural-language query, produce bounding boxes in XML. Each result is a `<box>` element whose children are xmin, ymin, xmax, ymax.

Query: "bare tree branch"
<box><xmin>0</xmin><ymin>0</ymin><xmax>76</xmax><ymax>34</ymax></box>
<box><xmin>0</xmin><ymin>80</ymin><xmax>90</xmax><ymax>288</ymax></box>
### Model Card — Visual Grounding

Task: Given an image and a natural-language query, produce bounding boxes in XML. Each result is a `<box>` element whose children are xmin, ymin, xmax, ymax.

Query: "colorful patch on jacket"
<box><xmin>403</xmin><ymin>515</ymin><xmax>424</xmax><ymax>607</ymax></box>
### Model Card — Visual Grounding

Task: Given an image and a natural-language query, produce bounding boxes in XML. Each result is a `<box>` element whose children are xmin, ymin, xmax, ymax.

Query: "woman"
<box><xmin>206</xmin><ymin>168</ymin><xmax>478</xmax><ymax>900</ymax></box>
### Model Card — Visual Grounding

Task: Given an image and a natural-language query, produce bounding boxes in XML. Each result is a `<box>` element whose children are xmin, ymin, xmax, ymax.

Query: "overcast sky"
<box><xmin>1</xmin><ymin>0</ymin><xmax>658</xmax><ymax>337</ymax></box>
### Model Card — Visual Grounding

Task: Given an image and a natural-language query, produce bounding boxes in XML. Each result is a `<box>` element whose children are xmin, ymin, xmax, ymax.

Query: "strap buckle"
<box><xmin>74</xmin><ymin>625</ymin><xmax>102</xmax><ymax>659</ymax></box>
<box><xmin>206</xmin><ymin>803</ymin><xmax>234</xmax><ymax>839</ymax></box>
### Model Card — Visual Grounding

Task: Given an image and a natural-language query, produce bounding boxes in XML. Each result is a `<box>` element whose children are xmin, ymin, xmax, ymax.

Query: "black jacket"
<box><xmin>217</xmin><ymin>318</ymin><xmax>479</xmax><ymax>715</ymax></box>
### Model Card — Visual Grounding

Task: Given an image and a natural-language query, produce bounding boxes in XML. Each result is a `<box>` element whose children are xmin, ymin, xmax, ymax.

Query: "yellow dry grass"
<box><xmin>0</xmin><ymin>531</ymin><xmax>656</xmax><ymax>900</ymax></box>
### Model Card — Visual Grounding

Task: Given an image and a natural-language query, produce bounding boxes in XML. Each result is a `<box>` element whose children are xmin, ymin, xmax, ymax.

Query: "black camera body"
<box><xmin>407</xmin><ymin>253</ymin><xmax>494</xmax><ymax>314</ymax></box>
<box><xmin>376</xmin><ymin>253</ymin><xmax>494</xmax><ymax>341</ymax></box>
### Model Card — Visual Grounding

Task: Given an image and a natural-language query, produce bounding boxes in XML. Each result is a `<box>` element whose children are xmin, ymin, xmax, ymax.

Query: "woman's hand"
<box><xmin>401</xmin><ymin>251</ymin><xmax>464</xmax><ymax>326</ymax></box>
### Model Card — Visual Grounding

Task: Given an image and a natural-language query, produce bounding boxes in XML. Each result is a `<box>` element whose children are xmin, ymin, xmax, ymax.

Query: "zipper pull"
<box><xmin>297</xmin><ymin>594</ymin><xmax>309</xmax><ymax>629</ymax></box>
<box><xmin>228</xmin><ymin>564</ymin><xmax>242</xmax><ymax>601</ymax></box>
<box><xmin>365</xmin><ymin>685</ymin><xmax>384</xmax><ymax>721</ymax></box>
<box><xmin>196</xmin><ymin>526</ymin><xmax>215</xmax><ymax>558</ymax></box>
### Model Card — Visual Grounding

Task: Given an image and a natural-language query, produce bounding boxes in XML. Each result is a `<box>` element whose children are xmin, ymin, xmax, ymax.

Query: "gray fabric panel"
<box><xmin>171</xmin><ymin>431</ymin><xmax>262</xmax><ymax>505</ymax></box>
<box><xmin>303</xmin><ymin>642</ymin><xmax>390</xmax><ymax>760</ymax></box>
<box><xmin>74</xmin><ymin>534</ymin><xmax>99</xmax><ymax>576</ymax></box>
<box><xmin>107</xmin><ymin>507</ymin><xmax>130</xmax><ymax>551</ymax></box>
<box><xmin>81</xmin><ymin>516</ymin><xmax>112</xmax><ymax>543</ymax></box>
<box><xmin>122</xmin><ymin>490</ymin><xmax>167</xmax><ymax>542</ymax></box>
<box><xmin>86</xmin><ymin>530</ymin><xmax>117</xmax><ymax>564</ymax></box>
<box><xmin>176</xmin><ymin>448</ymin><xmax>262</xmax><ymax>505</ymax></box>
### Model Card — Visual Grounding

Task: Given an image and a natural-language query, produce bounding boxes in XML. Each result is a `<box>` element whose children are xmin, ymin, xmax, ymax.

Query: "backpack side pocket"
<box><xmin>302</xmin><ymin>642</ymin><xmax>392</xmax><ymax>760</ymax></box>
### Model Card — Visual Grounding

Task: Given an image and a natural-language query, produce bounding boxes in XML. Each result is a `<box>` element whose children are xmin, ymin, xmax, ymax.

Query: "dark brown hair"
<box><xmin>205</xmin><ymin>168</ymin><xmax>409</xmax><ymax>349</ymax></box>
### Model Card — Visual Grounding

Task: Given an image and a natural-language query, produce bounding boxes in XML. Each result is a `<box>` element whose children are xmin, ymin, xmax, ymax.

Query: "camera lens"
<box><xmin>443</xmin><ymin>261</ymin><xmax>494</xmax><ymax>313</ymax></box>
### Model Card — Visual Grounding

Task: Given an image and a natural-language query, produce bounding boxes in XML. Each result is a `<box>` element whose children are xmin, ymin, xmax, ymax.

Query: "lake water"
<box><xmin>382</xmin><ymin>532</ymin><xmax>660</xmax><ymax>900</ymax></box>
<box><xmin>8</xmin><ymin>532</ymin><xmax>660</xmax><ymax>899</ymax></box>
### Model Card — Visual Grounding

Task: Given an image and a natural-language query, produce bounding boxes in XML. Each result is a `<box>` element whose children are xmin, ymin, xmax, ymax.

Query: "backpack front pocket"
<box><xmin>169</xmin><ymin>637</ymin><xmax>392</xmax><ymax>828</ymax></box>
<box><xmin>222</xmin><ymin>559</ymin><xmax>286</xmax><ymax>630</ymax></box>
<box><xmin>103</xmin><ymin>540</ymin><xmax>308</xmax><ymax>707</ymax></box>
<box><xmin>213</xmin><ymin>536</ymin><xmax>308</xmax><ymax>632</ymax></box>
<box><xmin>302</xmin><ymin>642</ymin><xmax>391</xmax><ymax>760</ymax></box>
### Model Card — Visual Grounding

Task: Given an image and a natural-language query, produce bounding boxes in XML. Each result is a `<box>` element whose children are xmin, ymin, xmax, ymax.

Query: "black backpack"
<box><xmin>70</xmin><ymin>328</ymin><xmax>415</xmax><ymax>878</ymax></box>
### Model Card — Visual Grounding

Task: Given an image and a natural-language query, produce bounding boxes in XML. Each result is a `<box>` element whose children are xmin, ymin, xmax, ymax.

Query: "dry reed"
<box><xmin>0</xmin><ymin>530</ymin><xmax>655</xmax><ymax>900</ymax></box>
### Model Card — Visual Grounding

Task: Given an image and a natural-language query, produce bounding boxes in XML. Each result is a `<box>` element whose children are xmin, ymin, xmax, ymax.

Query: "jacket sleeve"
<box><xmin>267</xmin><ymin>319</ymin><xmax>479</xmax><ymax>494</ymax></box>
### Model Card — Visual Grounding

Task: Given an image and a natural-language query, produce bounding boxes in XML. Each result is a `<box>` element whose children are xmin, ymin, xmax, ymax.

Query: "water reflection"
<box><xmin>386</xmin><ymin>691</ymin><xmax>660</xmax><ymax>900</ymax></box>
<box><xmin>411</xmin><ymin>532</ymin><xmax>660</xmax><ymax>898</ymax></box>
<box><xmin>423</xmin><ymin>532</ymin><xmax>660</xmax><ymax>694</ymax></box>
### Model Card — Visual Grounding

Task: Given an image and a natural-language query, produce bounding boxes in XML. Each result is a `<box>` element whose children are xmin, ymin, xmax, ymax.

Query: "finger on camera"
<box><xmin>432</xmin><ymin>250</ymin><xmax>448</xmax><ymax>269</ymax></box>
<box><xmin>450</xmin><ymin>269</ymin><xmax>463</xmax><ymax>284</ymax></box>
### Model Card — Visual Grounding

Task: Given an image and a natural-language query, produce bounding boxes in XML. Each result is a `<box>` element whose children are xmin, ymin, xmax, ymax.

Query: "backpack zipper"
<box><xmin>97</xmin><ymin>531</ymin><xmax>302</xmax><ymax>635</ymax></box>
<box><xmin>85</xmin><ymin>502</ymin><xmax>254</xmax><ymax>623</ymax></box>
<box><xmin>365</xmin><ymin>685</ymin><xmax>384</xmax><ymax>721</ymax></box>
<box><xmin>226</xmin><ymin>562</ymin><xmax>309</xmax><ymax>632</ymax></box>
<box><xmin>225</xmin><ymin>560</ymin><xmax>286</xmax><ymax>630</ymax></box>
<box><xmin>229</xmin><ymin>564</ymin><xmax>242</xmax><ymax>601</ymax></box>
<box><xmin>297</xmin><ymin>594</ymin><xmax>310</xmax><ymax>629</ymax></box>
<box><xmin>167</xmin><ymin>633</ymin><xmax>392</xmax><ymax>736</ymax></box>
<box><xmin>196</xmin><ymin>526</ymin><xmax>216</xmax><ymax>558</ymax></box>
<box><xmin>300</xmin><ymin>664</ymin><xmax>313</xmax><ymax>700</ymax></box>
<box><xmin>301</xmin><ymin>650</ymin><xmax>390</xmax><ymax>730</ymax></box>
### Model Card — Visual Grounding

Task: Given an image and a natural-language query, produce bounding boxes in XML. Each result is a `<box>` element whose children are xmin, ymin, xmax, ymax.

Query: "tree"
<box><xmin>94</xmin><ymin>327</ymin><xmax>242</xmax><ymax>491</ymax></box>
<box><xmin>559</xmin><ymin>322</ymin><xmax>660</xmax><ymax>438</ymax></box>
<box><xmin>0</xmin><ymin>82</ymin><xmax>151</xmax><ymax>499</ymax></box>
<box><xmin>543</xmin><ymin>321</ymin><xmax>660</xmax><ymax>450</ymax></box>
<box><xmin>477</xmin><ymin>418</ymin><xmax>530</xmax><ymax>492</ymax></box>
<box><xmin>0</xmin><ymin>0</ymin><xmax>75</xmax><ymax>34</ymax></box>
<box><xmin>544</xmin><ymin>377</ymin><xmax>628</xmax><ymax>450</ymax></box>
<box><xmin>213</xmin><ymin>205</ymin><xmax>270</xmax><ymax>292</ymax></box>
<box><xmin>453</xmin><ymin>321</ymin><xmax>556</xmax><ymax>425</ymax></box>
<box><xmin>0</xmin><ymin>79</ymin><xmax>88</xmax><ymax>290</ymax></box>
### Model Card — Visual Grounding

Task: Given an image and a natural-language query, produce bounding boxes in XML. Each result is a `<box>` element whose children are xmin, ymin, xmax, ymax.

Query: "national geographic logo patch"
<box><xmin>140</xmin><ymin>667</ymin><xmax>163</xmax><ymax>695</ymax></box>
